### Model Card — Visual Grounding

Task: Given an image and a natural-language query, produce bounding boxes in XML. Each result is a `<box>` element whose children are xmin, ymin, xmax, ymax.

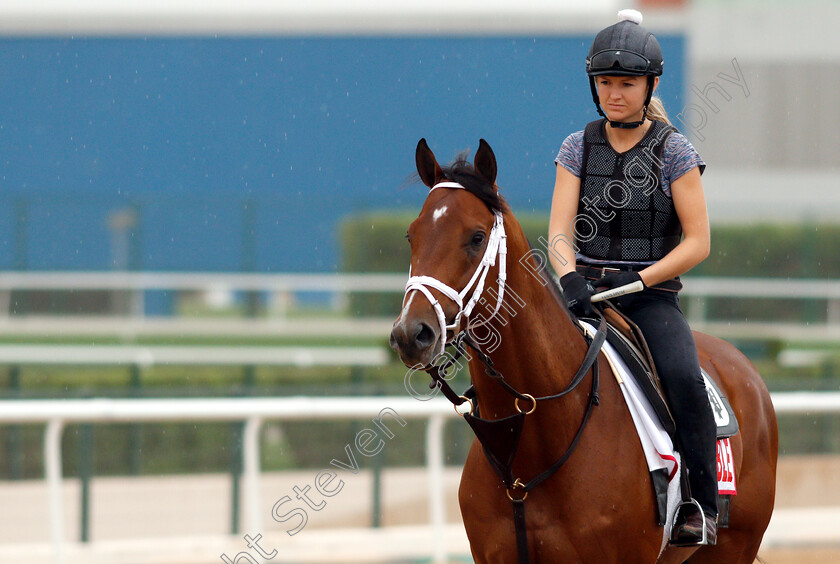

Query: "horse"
<box><xmin>389</xmin><ymin>138</ymin><xmax>778</xmax><ymax>563</ymax></box>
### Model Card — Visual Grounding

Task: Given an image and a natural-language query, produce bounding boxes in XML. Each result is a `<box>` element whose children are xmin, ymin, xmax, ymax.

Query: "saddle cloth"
<box><xmin>579</xmin><ymin>321</ymin><xmax>738</xmax><ymax>554</ymax></box>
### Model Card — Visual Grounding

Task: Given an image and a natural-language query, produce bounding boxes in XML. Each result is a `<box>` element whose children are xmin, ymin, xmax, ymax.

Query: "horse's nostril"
<box><xmin>415</xmin><ymin>321</ymin><xmax>436</xmax><ymax>349</ymax></box>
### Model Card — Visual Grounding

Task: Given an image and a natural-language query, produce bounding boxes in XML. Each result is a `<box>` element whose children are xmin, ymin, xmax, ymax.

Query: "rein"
<box><xmin>404</xmin><ymin>181</ymin><xmax>608</xmax><ymax>564</ymax></box>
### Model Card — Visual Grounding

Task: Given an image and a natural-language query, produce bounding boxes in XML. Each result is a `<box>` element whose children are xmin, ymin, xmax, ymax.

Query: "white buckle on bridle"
<box><xmin>402</xmin><ymin>181</ymin><xmax>508</xmax><ymax>358</ymax></box>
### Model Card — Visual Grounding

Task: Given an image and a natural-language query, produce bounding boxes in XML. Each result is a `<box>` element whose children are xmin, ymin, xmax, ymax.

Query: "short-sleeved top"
<box><xmin>554</xmin><ymin>127</ymin><xmax>705</xmax><ymax>198</ymax></box>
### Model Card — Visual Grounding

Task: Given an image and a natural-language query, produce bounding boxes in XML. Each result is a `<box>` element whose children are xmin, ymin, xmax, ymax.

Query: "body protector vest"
<box><xmin>577</xmin><ymin>119</ymin><xmax>680</xmax><ymax>263</ymax></box>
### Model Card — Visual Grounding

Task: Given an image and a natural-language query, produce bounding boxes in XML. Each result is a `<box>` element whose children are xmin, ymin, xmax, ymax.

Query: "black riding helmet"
<box><xmin>586</xmin><ymin>10</ymin><xmax>663</xmax><ymax>129</ymax></box>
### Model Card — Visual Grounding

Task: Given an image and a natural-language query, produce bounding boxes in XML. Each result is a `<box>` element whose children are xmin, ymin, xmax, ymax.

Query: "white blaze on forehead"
<box><xmin>432</xmin><ymin>205</ymin><xmax>448</xmax><ymax>222</ymax></box>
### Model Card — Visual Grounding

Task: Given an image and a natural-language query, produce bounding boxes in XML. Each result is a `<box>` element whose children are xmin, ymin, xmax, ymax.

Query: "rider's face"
<box><xmin>596</xmin><ymin>75</ymin><xmax>657</xmax><ymax>123</ymax></box>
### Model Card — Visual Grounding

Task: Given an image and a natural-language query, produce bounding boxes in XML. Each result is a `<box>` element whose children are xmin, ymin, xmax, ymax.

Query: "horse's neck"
<box><xmin>468</xmin><ymin>221</ymin><xmax>591</xmax><ymax>421</ymax></box>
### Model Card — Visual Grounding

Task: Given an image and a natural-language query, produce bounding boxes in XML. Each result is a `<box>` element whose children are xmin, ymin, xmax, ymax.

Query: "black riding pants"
<box><xmin>612</xmin><ymin>288</ymin><xmax>719</xmax><ymax>517</ymax></box>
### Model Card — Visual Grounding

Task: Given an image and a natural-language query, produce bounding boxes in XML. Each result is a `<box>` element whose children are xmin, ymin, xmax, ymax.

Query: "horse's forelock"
<box><xmin>439</xmin><ymin>155</ymin><xmax>504</xmax><ymax>214</ymax></box>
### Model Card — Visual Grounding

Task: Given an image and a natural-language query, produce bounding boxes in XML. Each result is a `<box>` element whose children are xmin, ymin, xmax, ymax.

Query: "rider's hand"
<box><xmin>597</xmin><ymin>271</ymin><xmax>646</xmax><ymax>293</ymax></box>
<box><xmin>559</xmin><ymin>272</ymin><xmax>596</xmax><ymax>318</ymax></box>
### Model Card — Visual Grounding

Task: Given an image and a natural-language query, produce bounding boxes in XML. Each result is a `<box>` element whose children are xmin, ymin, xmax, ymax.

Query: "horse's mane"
<box><xmin>440</xmin><ymin>152</ymin><xmax>506</xmax><ymax>214</ymax></box>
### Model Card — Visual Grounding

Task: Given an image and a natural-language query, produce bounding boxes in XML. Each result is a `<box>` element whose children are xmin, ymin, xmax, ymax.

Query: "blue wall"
<box><xmin>0</xmin><ymin>36</ymin><xmax>686</xmax><ymax>272</ymax></box>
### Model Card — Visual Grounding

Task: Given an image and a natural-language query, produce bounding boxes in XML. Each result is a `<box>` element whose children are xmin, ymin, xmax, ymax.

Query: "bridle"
<box><xmin>402</xmin><ymin>181</ymin><xmax>508</xmax><ymax>359</ymax></box>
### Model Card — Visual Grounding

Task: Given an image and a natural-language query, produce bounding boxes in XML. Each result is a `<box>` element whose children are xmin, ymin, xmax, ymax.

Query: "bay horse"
<box><xmin>390</xmin><ymin>139</ymin><xmax>778</xmax><ymax>563</ymax></box>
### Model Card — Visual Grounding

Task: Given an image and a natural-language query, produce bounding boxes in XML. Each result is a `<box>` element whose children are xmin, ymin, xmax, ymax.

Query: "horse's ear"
<box><xmin>474</xmin><ymin>139</ymin><xmax>497</xmax><ymax>187</ymax></box>
<box><xmin>416</xmin><ymin>138</ymin><xmax>444</xmax><ymax>188</ymax></box>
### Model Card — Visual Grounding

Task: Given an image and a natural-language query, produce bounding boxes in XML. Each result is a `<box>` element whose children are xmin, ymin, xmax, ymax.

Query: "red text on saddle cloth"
<box><xmin>717</xmin><ymin>438</ymin><xmax>737</xmax><ymax>495</ymax></box>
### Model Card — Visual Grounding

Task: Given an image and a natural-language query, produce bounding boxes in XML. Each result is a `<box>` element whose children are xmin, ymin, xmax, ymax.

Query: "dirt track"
<box><xmin>757</xmin><ymin>547</ymin><xmax>840</xmax><ymax>564</ymax></box>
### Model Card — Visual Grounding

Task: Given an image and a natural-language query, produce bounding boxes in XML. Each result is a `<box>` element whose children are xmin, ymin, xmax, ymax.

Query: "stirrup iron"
<box><xmin>669</xmin><ymin>498</ymin><xmax>715</xmax><ymax>547</ymax></box>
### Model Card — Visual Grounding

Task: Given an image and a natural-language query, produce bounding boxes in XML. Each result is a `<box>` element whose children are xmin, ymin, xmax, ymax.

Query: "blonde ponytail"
<box><xmin>646</xmin><ymin>96</ymin><xmax>671</xmax><ymax>125</ymax></box>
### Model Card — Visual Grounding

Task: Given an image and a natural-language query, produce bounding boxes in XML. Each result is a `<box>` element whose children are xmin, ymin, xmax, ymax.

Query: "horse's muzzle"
<box><xmin>389</xmin><ymin>318</ymin><xmax>439</xmax><ymax>367</ymax></box>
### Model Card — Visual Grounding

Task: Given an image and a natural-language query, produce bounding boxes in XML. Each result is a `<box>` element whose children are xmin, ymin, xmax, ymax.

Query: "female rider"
<box><xmin>548</xmin><ymin>10</ymin><xmax>718</xmax><ymax>546</ymax></box>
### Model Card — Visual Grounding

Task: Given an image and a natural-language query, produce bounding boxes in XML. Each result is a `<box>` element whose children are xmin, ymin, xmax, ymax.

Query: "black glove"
<box><xmin>559</xmin><ymin>272</ymin><xmax>595</xmax><ymax>318</ymax></box>
<box><xmin>596</xmin><ymin>270</ymin><xmax>646</xmax><ymax>293</ymax></box>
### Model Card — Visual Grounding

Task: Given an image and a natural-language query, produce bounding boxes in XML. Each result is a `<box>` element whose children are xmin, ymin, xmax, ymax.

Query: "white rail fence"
<box><xmin>0</xmin><ymin>271</ymin><xmax>408</xmax><ymax>318</ymax></box>
<box><xmin>0</xmin><ymin>393</ymin><xmax>837</xmax><ymax>564</ymax></box>
<box><xmin>0</xmin><ymin>344</ymin><xmax>388</xmax><ymax>367</ymax></box>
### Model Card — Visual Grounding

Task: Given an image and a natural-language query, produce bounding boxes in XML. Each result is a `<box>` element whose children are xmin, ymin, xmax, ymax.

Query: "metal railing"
<box><xmin>0</xmin><ymin>392</ymin><xmax>837</xmax><ymax>564</ymax></box>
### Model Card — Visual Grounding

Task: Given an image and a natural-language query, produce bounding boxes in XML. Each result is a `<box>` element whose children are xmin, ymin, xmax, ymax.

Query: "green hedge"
<box><xmin>692</xmin><ymin>223</ymin><xmax>840</xmax><ymax>278</ymax></box>
<box><xmin>341</xmin><ymin>213</ymin><xmax>840</xmax><ymax>278</ymax></box>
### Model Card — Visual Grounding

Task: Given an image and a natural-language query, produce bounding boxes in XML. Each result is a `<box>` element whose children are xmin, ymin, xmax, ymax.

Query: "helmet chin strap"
<box><xmin>589</xmin><ymin>75</ymin><xmax>654</xmax><ymax>129</ymax></box>
<box><xmin>608</xmin><ymin>106</ymin><xmax>647</xmax><ymax>129</ymax></box>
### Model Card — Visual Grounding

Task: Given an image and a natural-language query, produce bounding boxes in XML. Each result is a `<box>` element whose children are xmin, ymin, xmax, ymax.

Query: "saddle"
<box><xmin>594</xmin><ymin>303</ymin><xmax>739</xmax><ymax>441</ymax></box>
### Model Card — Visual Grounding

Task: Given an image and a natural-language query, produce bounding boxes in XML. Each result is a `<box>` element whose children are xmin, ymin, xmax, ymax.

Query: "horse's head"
<box><xmin>390</xmin><ymin>138</ymin><xmax>505</xmax><ymax>368</ymax></box>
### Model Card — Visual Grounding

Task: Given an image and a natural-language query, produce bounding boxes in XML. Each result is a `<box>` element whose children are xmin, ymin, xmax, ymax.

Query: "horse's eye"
<box><xmin>471</xmin><ymin>232</ymin><xmax>486</xmax><ymax>247</ymax></box>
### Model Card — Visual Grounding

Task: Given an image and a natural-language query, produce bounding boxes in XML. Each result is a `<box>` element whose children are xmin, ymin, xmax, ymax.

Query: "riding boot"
<box><xmin>669</xmin><ymin>387</ymin><xmax>719</xmax><ymax>546</ymax></box>
<box><xmin>675</xmin><ymin>384</ymin><xmax>719</xmax><ymax>518</ymax></box>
